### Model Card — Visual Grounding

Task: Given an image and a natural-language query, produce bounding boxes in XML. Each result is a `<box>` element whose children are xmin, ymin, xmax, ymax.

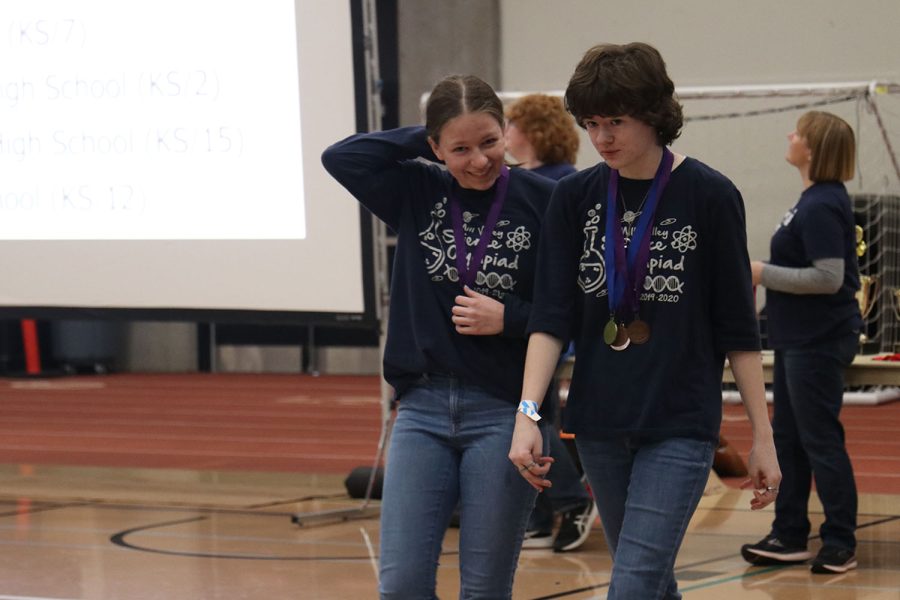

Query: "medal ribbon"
<box><xmin>449</xmin><ymin>165</ymin><xmax>510</xmax><ymax>288</ymax></box>
<box><xmin>604</xmin><ymin>148</ymin><xmax>674</xmax><ymax>318</ymax></box>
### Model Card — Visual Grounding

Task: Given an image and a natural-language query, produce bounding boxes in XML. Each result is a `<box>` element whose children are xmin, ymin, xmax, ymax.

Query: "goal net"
<box><xmin>676</xmin><ymin>81</ymin><xmax>900</xmax><ymax>354</ymax></box>
<box><xmin>501</xmin><ymin>81</ymin><xmax>900</xmax><ymax>354</ymax></box>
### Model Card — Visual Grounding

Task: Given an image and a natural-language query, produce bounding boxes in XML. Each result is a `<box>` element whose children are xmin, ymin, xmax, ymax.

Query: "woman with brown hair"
<box><xmin>742</xmin><ymin>111</ymin><xmax>861</xmax><ymax>574</ymax></box>
<box><xmin>323</xmin><ymin>74</ymin><xmax>555</xmax><ymax>598</ymax></box>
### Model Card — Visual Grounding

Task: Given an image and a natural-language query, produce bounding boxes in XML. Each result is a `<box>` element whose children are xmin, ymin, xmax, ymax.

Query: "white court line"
<box><xmin>360</xmin><ymin>526</ymin><xmax>379</xmax><ymax>584</ymax></box>
<box><xmin>0</xmin><ymin>596</ymin><xmax>82</xmax><ymax>600</ymax></box>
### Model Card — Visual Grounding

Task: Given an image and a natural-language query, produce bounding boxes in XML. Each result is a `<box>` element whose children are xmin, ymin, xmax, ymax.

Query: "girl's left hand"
<box><xmin>741</xmin><ymin>438</ymin><xmax>782</xmax><ymax>510</ymax></box>
<box><xmin>452</xmin><ymin>286</ymin><xmax>504</xmax><ymax>335</ymax></box>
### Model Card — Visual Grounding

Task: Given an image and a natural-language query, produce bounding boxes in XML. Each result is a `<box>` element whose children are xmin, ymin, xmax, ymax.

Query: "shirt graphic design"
<box><xmin>418</xmin><ymin>197</ymin><xmax>531</xmax><ymax>299</ymax></box>
<box><xmin>777</xmin><ymin>207</ymin><xmax>797</xmax><ymax>231</ymax></box>
<box><xmin>578</xmin><ymin>201</ymin><xmax>698</xmax><ymax>306</ymax></box>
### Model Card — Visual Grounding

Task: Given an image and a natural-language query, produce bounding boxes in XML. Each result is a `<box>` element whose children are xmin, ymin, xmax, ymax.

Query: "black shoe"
<box><xmin>553</xmin><ymin>501</ymin><xmax>597</xmax><ymax>552</ymax></box>
<box><xmin>448</xmin><ymin>506</ymin><xmax>461</xmax><ymax>528</ymax></box>
<box><xmin>521</xmin><ymin>529</ymin><xmax>553</xmax><ymax>549</ymax></box>
<box><xmin>810</xmin><ymin>546</ymin><xmax>857</xmax><ymax>574</ymax></box>
<box><xmin>741</xmin><ymin>535</ymin><xmax>812</xmax><ymax>565</ymax></box>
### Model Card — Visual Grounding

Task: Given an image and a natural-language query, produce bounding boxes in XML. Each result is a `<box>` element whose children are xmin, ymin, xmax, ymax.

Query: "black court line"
<box><xmin>677</xmin><ymin>564</ymin><xmax>791</xmax><ymax>595</ymax></box>
<box><xmin>523</xmin><ymin>514</ymin><xmax>900</xmax><ymax>599</ymax></box>
<box><xmin>1</xmin><ymin>495</ymin><xmax>385</xmax><ymax>561</ymax></box>
<box><xmin>0</xmin><ymin>501</ymin><xmax>93</xmax><ymax>518</ymax></box>
<box><xmin>527</xmin><ymin>581</ymin><xmax>609</xmax><ymax>600</ymax></box>
<box><xmin>111</xmin><ymin>515</ymin><xmax>381</xmax><ymax>561</ymax></box>
<box><xmin>0</xmin><ymin>494</ymin><xmax>350</xmax><ymax>517</ymax></box>
<box><xmin>108</xmin><ymin>512</ymin><xmax>463</xmax><ymax>562</ymax></box>
<box><xmin>8</xmin><ymin>495</ymin><xmax>898</xmax><ymax>587</ymax></box>
<box><xmin>697</xmin><ymin>504</ymin><xmax>900</xmax><ymax>521</ymax></box>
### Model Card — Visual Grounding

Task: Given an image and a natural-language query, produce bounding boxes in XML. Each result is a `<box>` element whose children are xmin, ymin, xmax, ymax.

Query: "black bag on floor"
<box><xmin>344</xmin><ymin>466</ymin><xmax>384</xmax><ymax>499</ymax></box>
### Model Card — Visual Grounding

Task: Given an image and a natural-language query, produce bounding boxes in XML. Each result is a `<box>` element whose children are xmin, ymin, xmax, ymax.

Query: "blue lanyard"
<box><xmin>604</xmin><ymin>148</ymin><xmax>674</xmax><ymax>317</ymax></box>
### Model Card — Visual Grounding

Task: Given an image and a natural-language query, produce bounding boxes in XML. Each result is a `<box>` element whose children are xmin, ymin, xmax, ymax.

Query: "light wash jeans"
<box><xmin>576</xmin><ymin>436</ymin><xmax>715</xmax><ymax>600</ymax></box>
<box><xmin>379</xmin><ymin>375</ymin><xmax>539</xmax><ymax>600</ymax></box>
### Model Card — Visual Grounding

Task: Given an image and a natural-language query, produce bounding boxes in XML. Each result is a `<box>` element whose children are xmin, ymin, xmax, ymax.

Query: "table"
<box><xmin>557</xmin><ymin>353</ymin><xmax>900</xmax><ymax>387</ymax></box>
<box><xmin>723</xmin><ymin>352</ymin><xmax>900</xmax><ymax>387</ymax></box>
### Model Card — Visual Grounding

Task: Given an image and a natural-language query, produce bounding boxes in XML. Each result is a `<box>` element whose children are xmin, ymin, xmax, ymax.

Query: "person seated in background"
<box><xmin>505</xmin><ymin>93</ymin><xmax>597</xmax><ymax>553</ymax></box>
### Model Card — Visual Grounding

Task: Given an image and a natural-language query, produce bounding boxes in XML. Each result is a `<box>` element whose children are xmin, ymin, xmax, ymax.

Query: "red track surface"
<box><xmin>720</xmin><ymin>402</ymin><xmax>900</xmax><ymax>495</ymax></box>
<box><xmin>0</xmin><ymin>374</ymin><xmax>383</xmax><ymax>474</ymax></box>
<box><xmin>1</xmin><ymin>374</ymin><xmax>898</xmax><ymax>494</ymax></box>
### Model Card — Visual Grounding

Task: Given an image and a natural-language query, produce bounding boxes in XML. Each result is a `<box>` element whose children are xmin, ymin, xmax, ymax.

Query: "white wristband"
<box><xmin>517</xmin><ymin>399</ymin><xmax>541</xmax><ymax>422</ymax></box>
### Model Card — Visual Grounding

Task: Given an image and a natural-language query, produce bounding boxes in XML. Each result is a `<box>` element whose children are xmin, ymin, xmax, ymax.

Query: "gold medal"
<box><xmin>610</xmin><ymin>323</ymin><xmax>631</xmax><ymax>351</ymax></box>
<box><xmin>603</xmin><ymin>318</ymin><xmax>618</xmax><ymax>345</ymax></box>
<box><xmin>627</xmin><ymin>319</ymin><xmax>651</xmax><ymax>344</ymax></box>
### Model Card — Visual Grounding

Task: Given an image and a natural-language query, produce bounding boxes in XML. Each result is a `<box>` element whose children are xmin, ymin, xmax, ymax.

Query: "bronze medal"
<box><xmin>627</xmin><ymin>319</ymin><xmax>651</xmax><ymax>344</ymax></box>
<box><xmin>603</xmin><ymin>318</ymin><xmax>618</xmax><ymax>345</ymax></box>
<box><xmin>610</xmin><ymin>323</ymin><xmax>631</xmax><ymax>351</ymax></box>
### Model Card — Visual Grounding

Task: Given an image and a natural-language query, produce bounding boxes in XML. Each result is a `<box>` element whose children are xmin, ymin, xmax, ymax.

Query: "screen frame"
<box><xmin>0</xmin><ymin>0</ymin><xmax>381</xmax><ymax>327</ymax></box>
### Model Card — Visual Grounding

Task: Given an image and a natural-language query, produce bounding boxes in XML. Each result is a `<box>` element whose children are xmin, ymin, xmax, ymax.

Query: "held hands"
<box><xmin>741</xmin><ymin>437</ymin><xmax>782</xmax><ymax>510</ymax></box>
<box><xmin>452</xmin><ymin>286</ymin><xmax>504</xmax><ymax>335</ymax></box>
<box><xmin>508</xmin><ymin>413</ymin><xmax>553</xmax><ymax>492</ymax></box>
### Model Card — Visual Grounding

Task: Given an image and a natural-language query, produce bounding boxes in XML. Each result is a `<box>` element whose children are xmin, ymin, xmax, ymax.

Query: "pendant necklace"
<box><xmin>620</xmin><ymin>186</ymin><xmax>651</xmax><ymax>226</ymax></box>
<box><xmin>603</xmin><ymin>148</ymin><xmax>674</xmax><ymax>351</ymax></box>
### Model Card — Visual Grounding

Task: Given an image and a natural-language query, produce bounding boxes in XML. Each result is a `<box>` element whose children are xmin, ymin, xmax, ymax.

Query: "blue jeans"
<box><xmin>771</xmin><ymin>332</ymin><xmax>858</xmax><ymax>551</ymax></box>
<box><xmin>576</xmin><ymin>436</ymin><xmax>715</xmax><ymax>600</ymax></box>
<box><xmin>379</xmin><ymin>375</ymin><xmax>539</xmax><ymax>599</ymax></box>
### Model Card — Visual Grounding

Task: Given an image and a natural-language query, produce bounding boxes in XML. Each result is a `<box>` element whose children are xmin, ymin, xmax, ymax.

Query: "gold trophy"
<box><xmin>893</xmin><ymin>287</ymin><xmax>900</xmax><ymax>320</ymax></box>
<box><xmin>855</xmin><ymin>227</ymin><xmax>878</xmax><ymax>337</ymax></box>
<box><xmin>856</xmin><ymin>274</ymin><xmax>880</xmax><ymax>320</ymax></box>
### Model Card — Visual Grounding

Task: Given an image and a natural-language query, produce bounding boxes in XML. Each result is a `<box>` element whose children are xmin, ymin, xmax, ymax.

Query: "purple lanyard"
<box><xmin>449</xmin><ymin>165</ymin><xmax>510</xmax><ymax>288</ymax></box>
<box><xmin>604</xmin><ymin>148</ymin><xmax>674</xmax><ymax>317</ymax></box>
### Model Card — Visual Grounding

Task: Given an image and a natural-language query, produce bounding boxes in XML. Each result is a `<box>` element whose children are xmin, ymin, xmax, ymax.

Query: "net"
<box><xmin>500</xmin><ymin>80</ymin><xmax>900</xmax><ymax>353</ymax></box>
<box><xmin>673</xmin><ymin>81</ymin><xmax>900</xmax><ymax>354</ymax></box>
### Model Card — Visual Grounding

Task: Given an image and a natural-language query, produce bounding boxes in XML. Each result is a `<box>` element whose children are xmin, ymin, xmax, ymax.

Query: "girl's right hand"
<box><xmin>508</xmin><ymin>413</ymin><xmax>553</xmax><ymax>491</ymax></box>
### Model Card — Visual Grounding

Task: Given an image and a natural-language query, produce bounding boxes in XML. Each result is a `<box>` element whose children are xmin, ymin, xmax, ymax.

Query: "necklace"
<box><xmin>604</xmin><ymin>147</ymin><xmax>674</xmax><ymax>350</ymax></box>
<box><xmin>620</xmin><ymin>186</ymin><xmax>651</xmax><ymax>225</ymax></box>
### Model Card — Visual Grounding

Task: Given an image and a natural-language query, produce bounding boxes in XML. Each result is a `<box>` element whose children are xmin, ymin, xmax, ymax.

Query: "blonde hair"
<box><xmin>797</xmin><ymin>111</ymin><xmax>855</xmax><ymax>182</ymax></box>
<box><xmin>505</xmin><ymin>94</ymin><xmax>579</xmax><ymax>165</ymax></box>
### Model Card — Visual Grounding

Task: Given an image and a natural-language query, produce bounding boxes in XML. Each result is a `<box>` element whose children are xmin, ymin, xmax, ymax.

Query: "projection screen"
<box><xmin>0</xmin><ymin>0</ymin><xmax>373</xmax><ymax>322</ymax></box>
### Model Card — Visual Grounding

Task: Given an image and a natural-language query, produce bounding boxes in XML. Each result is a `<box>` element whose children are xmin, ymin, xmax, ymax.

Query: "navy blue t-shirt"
<box><xmin>322</xmin><ymin>126</ymin><xmax>554</xmax><ymax>406</ymax></box>
<box><xmin>533</xmin><ymin>162</ymin><xmax>576</xmax><ymax>181</ymax></box>
<box><xmin>527</xmin><ymin>157</ymin><xmax>760</xmax><ymax>442</ymax></box>
<box><xmin>764</xmin><ymin>182</ymin><xmax>862</xmax><ymax>348</ymax></box>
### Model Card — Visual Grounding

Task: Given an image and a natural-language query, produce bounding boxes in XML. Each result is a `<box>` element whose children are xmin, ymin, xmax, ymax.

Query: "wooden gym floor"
<box><xmin>0</xmin><ymin>373</ymin><xmax>898</xmax><ymax>599</ymax></box>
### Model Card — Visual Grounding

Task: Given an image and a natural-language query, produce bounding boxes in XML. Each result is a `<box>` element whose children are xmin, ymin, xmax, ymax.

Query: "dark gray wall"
<box><xmin>397</xmin><ymin>0</ymin><xmax>500</xmax><ymax>126</ymax></box>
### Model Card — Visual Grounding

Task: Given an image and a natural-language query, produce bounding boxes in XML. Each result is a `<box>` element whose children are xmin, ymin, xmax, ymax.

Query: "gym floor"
<box><xmin>1</xmin><ymin>374</ymin><xmax>898</xmax><ymax>599</ymax></box>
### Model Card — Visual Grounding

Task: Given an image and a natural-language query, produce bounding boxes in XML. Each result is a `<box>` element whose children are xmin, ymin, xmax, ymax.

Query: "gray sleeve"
<box><xmin>759</xmin><ymin>258</ymin><xmax>844</xmax><ymax>294</ymax></box>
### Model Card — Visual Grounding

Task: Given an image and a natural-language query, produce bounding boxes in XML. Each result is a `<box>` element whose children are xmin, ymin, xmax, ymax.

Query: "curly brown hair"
<box><xmin>505</xmin><ymin>94</ymin><xmax>580</xmax><ymax>165</ymax></box>
<box><xmin>564</xmin><ymin>42</ymin><xmax>683</xmax><ymax>146</ymax></box>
